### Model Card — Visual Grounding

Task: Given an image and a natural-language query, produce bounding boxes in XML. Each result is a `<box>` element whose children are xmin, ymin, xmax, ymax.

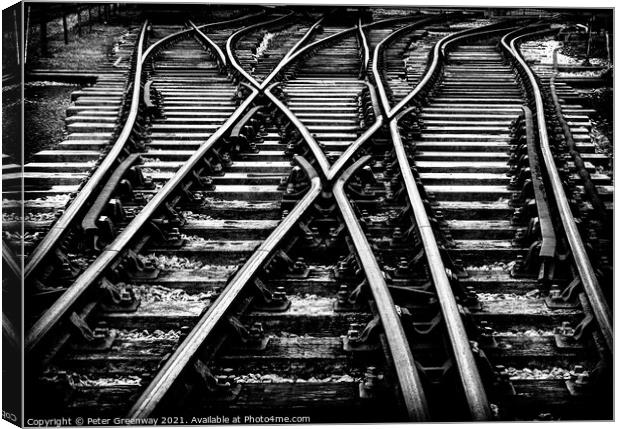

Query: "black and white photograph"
<box><xmin>1</xmin><ymin>0</ymin><xmax>616</xmax><ymax>426</ymax></box>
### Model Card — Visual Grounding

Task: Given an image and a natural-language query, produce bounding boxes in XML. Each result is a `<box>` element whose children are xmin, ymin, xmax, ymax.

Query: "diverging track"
<box><xmin>22</xmin><ymin>9</ymin><xmax>612</xmax><ymax>423</ymax></box>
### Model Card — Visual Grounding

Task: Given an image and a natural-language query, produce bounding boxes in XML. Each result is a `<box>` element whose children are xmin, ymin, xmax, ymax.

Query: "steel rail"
<box><xmin>2</xmin><ymin>240</ymin><xmax>22</xmax><ymax>349</ymax></box>
<box><xmin>225</xmin><ymin>10</ymin><xmax>297</xmax><ymax>88</ymax></box>
<box><xmin>265</xmin><ymin>80</ymin><xmax>385</xmax><ymax>182</ymax></box>
<box><xmin>25</xmin><ymin>10</ymin><xmax>285</xmax><ymax>350</ymax></box>
<box><xmin>333</xmin><ymin>155</ymin><xmax>430</xmax><ymax>421</ymax></box>
<box><xmin>368</xmin><ymin>23</ymin><xmax>518</xmax><ymax>420</ymax></box>
<box><xmin>283</xmin><ymin>17</ymin><xmax>326</xmax><ymax>62</ymax></box>
<box><xmin>225</xmin><ymin>13</ymin><xmax>386</xmax><ymax>182</ymax></box>
<box><xmin>501</xmin><ymin>27</ymin><xmax>613</xmax><ymax>350</ymax></box>
<box><xmin>126</xmin><ymin>15</ymin><xmax>433</xmax><ymax>417</ymax></box>
<box><xmin>3</xmin><ymin>239</ymin><xmax>21</xmax><ymax>278</ymax></box>
<box><xmin>385</xmin><ymin>22</ymin><xmax>510</xmax><ymax>119</ymax></box>
<box><xmin>327</xmin><ymin>82</ymin><xmax>383</xmax><ymax>181</ymax></box>
<box><xmin>2</xmin><ymin>313</ymin><xmax>19</xmax><ymax>350</ymax></box>
<box><xmin>2</xmin><ymin>240</ymin><xmax>20</xmax><ymax>349</ymax></box>
<box><xmin>371</xmin><ymin>16</ymin><xmax>439</xmax><ymax>116</ymax></box>
<box><xmin>24</xmin><ymin>20</ymin><xmax>149</xmax><ymax>280</ymax></box>
<box><xmin>259</xmin><ymin>14</ymin><xmax>428</xmax><ymax>92</ymax></box>
<box><xmin>357</xmin><ymin>17</ymin><xmax>370</xmax><ymax>77</ymax></box>
<box><xmin>188</xmin><ymin>20</ymin><xmax>228</xmax><ymax>67</ymax></box>
<box><xmin>520</xmin><ymin>106</ymin><xmax>557</xmax><ymax>258</ymax></box>
<box><xmin>24</xmin><ymin>11</ymin><xmax>267</xmax><ymax>281</ymax></box>
<box><xmin>549</xmin><ymin>74</ymin><xmax>607</xmax><ymax>221</ymax></box>
<box><xmin>25</xmin><ymin>86</ymin><xmax>261</xmax><ymax>352</ymax></box>
<box><xmin>127</xmin><ymin>156</ymin><xmax>322</xmax><ymax>418</ymax></box>
<box><xmin>142</xmin><ymin>10</ymin><xmax>267</xmax><ymax>61</ymax></box>
<box><xmin>264</xmin><ymin>83</ymin><xmax>331</xmax><ymax>178</ymax></box>
<box><xmin>388</xmin><ymin>118</ymin><xmax>491</xmax><ymax>420</ymax></box>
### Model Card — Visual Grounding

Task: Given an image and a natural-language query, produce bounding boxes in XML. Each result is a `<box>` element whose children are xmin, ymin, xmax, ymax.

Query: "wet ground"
<box><xmin>24</xmin><ymin>82</ymin><xmax>78</xmax><ymax>162</ymax></box>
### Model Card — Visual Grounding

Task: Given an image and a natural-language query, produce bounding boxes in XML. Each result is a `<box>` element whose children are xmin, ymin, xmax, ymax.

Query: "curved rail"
<box><xmin>501</xmin><ymin>27</ymin><xmax>612</xmax><ymax>350</ymax></box>
<box><xmin>549</xmin><ymin>73</ymin><xmax>607</xmax><ymax>221</ymax></box>
<box><xmin>142</xmin><ymin>10</ymin><xmax>266</xmax><ymax>61</ymax></box>
<box><xmin>388</xmin><ymin>117</ymin><xmax>491</xmax><ymax>420</ymax></box>
<box><xmin>25</xmin><ymin>11</ymin><xmax>286</xmax><ymax>350</ymax></box>
<box><xmin>259</xmin><ymin>14</ymin><xmax>428</xmax><ymax>92</ymax></box>
<box><xmin>265</xmin><ymin>83</ymin><xmax>331</xmax><ymax>178</ymax></box>
<box><xmin>25</xmin><ymin>87</ymin><xmax>261</xmax><ymax>352</ymax></box>
<box><xmin>371</xmin><ymin>16</ymin><xmax>438</xmax><ymax>116</ymax></box>
<box><xmin>357</xmin><ymin>17</ymin><xmax>370</xmax><ymax>77</ymax></box>
<box><xmin>25</xmin><ymin>11</ymin><xmax>267</xmax><ymax>281</ymax></box>
<box><xmin>188</xmin><ymin>20</ymin><xmax>228</xmax><ymax>67</ymax></box>
<box><xmin>225</xmin><ymin>10</ymin><xmax>297</xmax><ymax>88</ymax></box>
<box><xmin>382</xmin><ymin>22</ymin><xmax>509</xmax><ymax>119</ymax></box>
<box><xmin>128</xmin><ymin>156</ymin><xmax>322</xmax><ymax>418</ymax></box>
<box><xmin>283</xmin><ymin>16</ymin><xmax>326</xmax><ymax>62</ymax></box>
<box><xmin>371</xmin><ymin>22</ymin><xmax>516</xmax><ymax>420</ymax></box>
<box><xmin>327</xmin><ymin>82</ymin><xmax>383</xmax><ymax>181</ymax></box>
<box><xmin>519</xmin><ymin>106</ymin><xmax>557</xmax><ymax>258</ymax></box>
<box><xmin>227</xmin><ymin>16</ymin><xmax>389</xmax><ymax>182</ymax></box>
<box><xmin>333</xmin><ymin>155</ymin><xmax>430</xmax><ymax>421</ymax></box>
<box><xmin>24</xmin><ymin>20</ymin><xmax>149</xmax><ymax>280</ymax></box>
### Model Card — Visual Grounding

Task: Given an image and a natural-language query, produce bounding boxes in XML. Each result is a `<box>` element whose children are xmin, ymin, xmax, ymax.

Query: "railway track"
<box><xmin>20</xmin><ymin>8</ymin><xmax>613</xmax><ymax>423</ymax></box>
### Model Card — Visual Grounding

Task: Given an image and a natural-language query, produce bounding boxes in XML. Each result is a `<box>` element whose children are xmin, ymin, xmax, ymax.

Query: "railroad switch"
<box><xmin>69</xmin><ymin>313</ymin><xmax>116</xmax><ymax>350</ymax></box>
<box><xmin>343</xmin><ymin>317</ymin><xmax>381</xmax><ymax>352</ymax></box>
<box><xmin>99</xmin><ymin>278</ymin><xmax>140</xmax><ymax>313</ymax></box>
<box><xmin>252</xmin><ymin>279</ymin><xmax>291</xmax><ymax>312</ymax></box>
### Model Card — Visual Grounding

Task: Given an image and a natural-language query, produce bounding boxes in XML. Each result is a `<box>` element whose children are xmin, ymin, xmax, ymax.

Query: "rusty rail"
<box><xmin>127</xmin><ymin>156</ymin><xmax>322</xmax><ymax>418</ymax></box>
<box><xmin>501</xmin><ymin>27</ymin><xmax>612</xmax><ymax>350</ymax></box>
